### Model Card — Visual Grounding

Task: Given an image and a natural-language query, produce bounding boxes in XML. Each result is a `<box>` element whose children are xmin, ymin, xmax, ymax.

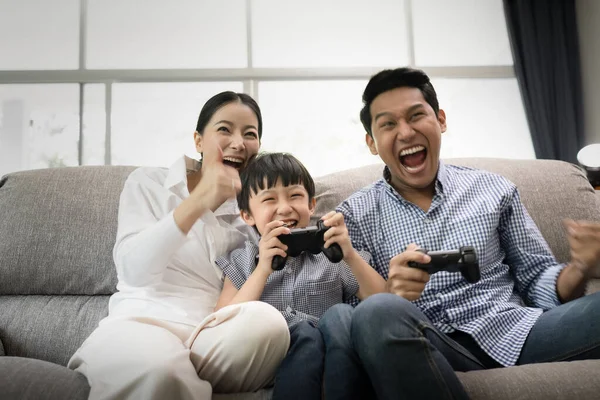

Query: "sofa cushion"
<box><xmin>456</xmin><ymin>360</ymin><xmax>600</xmax><ymax>400</ymax></box>
<box><xmin>0</xmin><ymin>295</ymin><xmax>109</xmax><ymax>366</ymax></box>
<box><xmin>0</xmin><ymin>357</ymin><xmax>89</xmax><ymax>400</ymax></box>
<box><xmin>312</xmin><ymin>159</ymin><xmax>600</xmax><ymax>276</ymax></box>
<box><xmin>0</xmin><ymin>166</ymin><xmax>135</xmax><ymax>295</ymax></box>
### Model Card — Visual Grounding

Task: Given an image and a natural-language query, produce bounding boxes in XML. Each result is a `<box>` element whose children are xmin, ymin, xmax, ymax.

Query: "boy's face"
<box><xmin>241</xmin><ymin>179</ymin><xmax>316</xmax><ymax>236</ymax></box>
<box><xmin>366</xmin><ymin>86</ymin><xmax>446</xmax><ymax>196</ymax></box>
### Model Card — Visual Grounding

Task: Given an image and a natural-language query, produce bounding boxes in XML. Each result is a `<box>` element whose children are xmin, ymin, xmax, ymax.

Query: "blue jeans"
<box><xmin>272</xmin><ymin>320</ymin><xmax>324</xmax><ymax>400</ymax></box>
<box><xmin>318</xmin><ymin>292</ymin><xmax>600</xmax><ymax>400</ymax></box>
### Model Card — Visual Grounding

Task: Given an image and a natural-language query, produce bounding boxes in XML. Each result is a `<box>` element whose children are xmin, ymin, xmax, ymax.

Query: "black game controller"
<box><xmin>271</xmin><ymin>220</ymin><xmax>344</xmax><ymax>270</ymax></box>
<box><xmin>408</xmin><ymin>246</ymin><xmax>480</xmax><ymax>283</ymax></box>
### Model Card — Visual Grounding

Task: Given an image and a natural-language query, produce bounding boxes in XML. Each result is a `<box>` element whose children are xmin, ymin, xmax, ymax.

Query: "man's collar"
<box><xmin>382</xmin><ymin>160</ymin><xmax>448</xmax><ymax>196</ymax></box>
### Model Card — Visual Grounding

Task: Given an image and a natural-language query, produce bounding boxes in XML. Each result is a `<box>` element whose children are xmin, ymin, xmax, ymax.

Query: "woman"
<box><xmin>68</xmin><ymin>92</ymin><xmax>290</xmax><ymax>399</ymax></box>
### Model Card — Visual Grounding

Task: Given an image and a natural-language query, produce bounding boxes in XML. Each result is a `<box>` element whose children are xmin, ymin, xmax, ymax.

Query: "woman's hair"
<box><xmin>195</xmin><ymin>91</ymin><xmax>263</xmax><ymax>139</ymax></box>
<box><xmin>237</xmin><ymin>152</ymin><xmax>315</xmax><ymax>213</ymax></box>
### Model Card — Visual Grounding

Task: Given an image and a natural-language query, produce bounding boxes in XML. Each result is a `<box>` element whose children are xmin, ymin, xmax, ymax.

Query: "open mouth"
<box><xmin>399</xmin><ymin>145</ymin><xmax>427</xmax><ymax>172</ymax></box>
<box><xmin>281</xmin><ymin>220</ymin><xmax>298</xmax><ymax>229</ymax></box>
<box><xmin>223</xmin><ymin>156</ymin><xmax>244</xmax><ymax>170</ymax></box>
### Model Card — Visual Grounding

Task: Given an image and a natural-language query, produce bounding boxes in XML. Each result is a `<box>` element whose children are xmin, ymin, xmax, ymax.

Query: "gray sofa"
<box><xmin>1</xmin><ymin>158</ymin><xmax>599</xmax><ymax>400</ymax></box>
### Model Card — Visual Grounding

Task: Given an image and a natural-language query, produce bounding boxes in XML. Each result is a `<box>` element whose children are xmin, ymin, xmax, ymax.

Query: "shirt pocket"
<box><xmin>303</xmin><ymin>279</ymin><xmax>343</xmax><ymax>319</ymax></box>
<box><xmin>444</xmin><ymin>212</ymin><xmax>501</xmax><ymax>275</ymax></box>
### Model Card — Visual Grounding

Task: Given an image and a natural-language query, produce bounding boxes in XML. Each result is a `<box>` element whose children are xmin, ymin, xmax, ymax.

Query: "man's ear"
<box><xmin>194</xmin><ymin>131</ymin><xmax>203</xmax><ymax>154</ymax></box>
<box><xmin>240</xmin><ymin>209</ymin><xmax>256</xmax><ymax>226</ymax></box>
<box><xmin>308</xmin><ymin>197</ymin><xmax>317</xmax><ymax>215</ymax></box>
<box><xmin>366</xmin><ymin>133</ymin><xmax>378</xmax><ymax>155</ymax></box>
<box><xmin>437</xmin><ymin>109</ymin><xmax>447</xmax><ymax>133</ymax></box>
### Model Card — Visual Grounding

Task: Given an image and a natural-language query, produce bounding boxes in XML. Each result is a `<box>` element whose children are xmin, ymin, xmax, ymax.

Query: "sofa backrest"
<box><xmin>0</xmin><ymin>158</ymin><xmax>598</xmax><ymax>366</ymax></box>
<box><xmin>0</xmin><ymin>166</ymin><xmax>135</xmax><ymax>365</ymax></box>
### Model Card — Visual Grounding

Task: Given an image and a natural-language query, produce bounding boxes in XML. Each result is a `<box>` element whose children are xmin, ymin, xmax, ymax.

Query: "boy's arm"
<box><xmin>215</xmin><ymin>272</ymin><xmax>271</xmax><ymax>310</ymax></box>
<box><xmin>214</xmin><ymin>220</ymin><xmax>290</xmax><ymax>310</ymax></box>
<box><xmin>322</xmin><ymin>211</ymin><xmax>386</xmax><ymax>300</ymax></box>
<box><xmin>343</xmin><ymin>249</ymin><xmax>386</xmax><ymax>300</ymax></box>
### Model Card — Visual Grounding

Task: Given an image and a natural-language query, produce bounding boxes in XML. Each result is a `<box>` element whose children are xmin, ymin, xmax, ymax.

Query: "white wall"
<box><xmin>577</xmin><ymin>0</ymin><xmax>600</xmax><ymax>145</ymax></box>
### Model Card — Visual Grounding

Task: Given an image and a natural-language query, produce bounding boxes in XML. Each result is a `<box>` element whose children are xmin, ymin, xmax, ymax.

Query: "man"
<box><xmin>318</xmin><ymin>67</ymin><xmax>600</xmax><ymax>400</ymax></box>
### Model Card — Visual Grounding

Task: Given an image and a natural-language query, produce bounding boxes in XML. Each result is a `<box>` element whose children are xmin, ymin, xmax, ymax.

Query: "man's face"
<box><xmin>366</xmin><ymin>87</ymin><xmax>446</xmax><ymax>196</ymax></box>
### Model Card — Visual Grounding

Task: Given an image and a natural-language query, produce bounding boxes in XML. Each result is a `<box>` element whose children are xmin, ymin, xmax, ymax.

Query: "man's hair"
<box><xmin>237</xmin><ymin>152</ymin><xmax>315</xmax><ymax>213</ymax></box>
<box><xmin>359</xmin><ymin>67</ymin><xmax>439</xmax><ymax>137</ymax></box>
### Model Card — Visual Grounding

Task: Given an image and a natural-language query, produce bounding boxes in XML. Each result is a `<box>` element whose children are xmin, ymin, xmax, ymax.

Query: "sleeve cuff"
<box><xmin>531</xmin><ymin>263</ymin><xmax>567</xmax><ymax>309</ymax></box>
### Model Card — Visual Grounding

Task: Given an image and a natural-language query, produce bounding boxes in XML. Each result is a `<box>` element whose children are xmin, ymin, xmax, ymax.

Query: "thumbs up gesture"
<box><xmin>190</xmin><ymin>139</ymin><xmax>242</xmax><ymax>212</ymax></box>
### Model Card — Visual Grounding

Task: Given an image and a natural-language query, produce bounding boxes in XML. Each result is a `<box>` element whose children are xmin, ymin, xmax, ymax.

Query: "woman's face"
<box><xmin>195</xmin><ymin>101</ymin><xmax>261</xmax><ymax>171</ymax></box>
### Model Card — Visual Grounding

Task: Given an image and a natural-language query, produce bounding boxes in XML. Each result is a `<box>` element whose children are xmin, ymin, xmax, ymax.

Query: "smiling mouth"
<box><xmin>281</xmin><ymin>220</ymin><xmax>298</xmax><ymax>228</ymax></box>
<box><xmin>399</xmin><ymin>145</ymin><xmax>427</xmax><ymax>171</ymax></box>
<box><xmin>223</xmin><ymin>157</ymin><xmax>244</xmax><ymax>170</ymax></box>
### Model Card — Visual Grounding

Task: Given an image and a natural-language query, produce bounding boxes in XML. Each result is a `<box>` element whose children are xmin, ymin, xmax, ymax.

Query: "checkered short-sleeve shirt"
<box><xmin>216</xmin><ymin>237</ymin><xmax>370</xmax><ymax>327</ymax></box>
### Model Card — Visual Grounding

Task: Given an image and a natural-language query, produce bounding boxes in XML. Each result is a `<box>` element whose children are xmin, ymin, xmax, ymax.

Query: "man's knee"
<box><xmin>352</xmin><ymin>293</ymin><xmax>423</xmax><ymax>339</ymax></box>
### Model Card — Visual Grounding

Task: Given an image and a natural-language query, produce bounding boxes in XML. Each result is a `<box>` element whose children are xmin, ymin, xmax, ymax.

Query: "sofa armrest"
<box><xmin>0</xmin><ymin>337</ymin><xmax>4</xmax><ymax>356</ymax></box>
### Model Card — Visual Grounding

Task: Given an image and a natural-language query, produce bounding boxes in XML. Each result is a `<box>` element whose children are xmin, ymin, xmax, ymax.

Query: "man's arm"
<box><xmin>556</xmin><ymin>220</ymin><xmax>600</xmax><ymax>302</ymax></box>
<box><xmin>499</xmin><ymin>188</ymin><xmax>565</xmax><ymax>309</ymax></box>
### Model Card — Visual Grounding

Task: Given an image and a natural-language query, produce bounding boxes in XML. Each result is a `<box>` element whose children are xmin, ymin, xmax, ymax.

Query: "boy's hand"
<box><xmin>321</xmin><ymin>211</ymin><xmax>354</xmax><ymax>260</ymax></box>
<box><xmin>387</xmin><ymin>243</ymin><xmax>431</xmax><ymax>301</ymax></box>
<box><xmin>564</xmin><ymin>219</ymin><xmax>600</xmax><ymax>278</ymax></box>
<box><xmin>256</xmin><ymin>220</ymin><xmax>290</xmax><ymax>273</ymax></box>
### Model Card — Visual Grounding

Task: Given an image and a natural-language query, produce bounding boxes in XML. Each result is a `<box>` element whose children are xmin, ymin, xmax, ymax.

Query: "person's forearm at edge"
<box><xmin>556</xmin><ymin>264</ymin><xmax>590</xmax><ymax>303</ymax></box>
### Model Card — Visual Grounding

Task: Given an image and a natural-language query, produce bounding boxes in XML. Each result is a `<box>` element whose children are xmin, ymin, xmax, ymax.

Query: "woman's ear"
<box><xmin>194</xmin><ymin>131</ymin><xmax>203</xmax><ymax>154</ymax></box>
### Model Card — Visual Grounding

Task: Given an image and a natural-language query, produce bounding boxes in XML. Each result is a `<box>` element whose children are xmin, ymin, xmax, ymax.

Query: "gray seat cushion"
<box><xmin>0</xmin><ymin>357</ymin><xmax>89</xmax><ymax>400</ymax></box>
<box><xmin>457</xmin><ymin>360</ymin><xmax>600</xmax><ymax>400</ymax></box>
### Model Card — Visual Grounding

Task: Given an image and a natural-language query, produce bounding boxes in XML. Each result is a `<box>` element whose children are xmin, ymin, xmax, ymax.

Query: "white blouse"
<box><xmin>105</xmin><ymin>156</ymin><xmax>253</xmax><ymax>326</ymax></box>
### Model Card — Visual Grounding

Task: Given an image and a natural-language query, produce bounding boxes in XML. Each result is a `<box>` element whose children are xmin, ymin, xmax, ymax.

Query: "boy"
<box><xmin>215</xmin><ymin>152</ymin><xmax>386</xmax><ymax>400</ymax></box>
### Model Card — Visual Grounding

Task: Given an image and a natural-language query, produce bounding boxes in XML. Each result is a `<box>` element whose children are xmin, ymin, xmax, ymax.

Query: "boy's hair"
<box><xmin>359</xmin><ymin>67</ymin><xmax>440</xmax><ymax>137</ymax></box>
<box><xmin>237</xmin><ymin>152</ymin><xmax>315</xmax><ymax>213</ymax></box>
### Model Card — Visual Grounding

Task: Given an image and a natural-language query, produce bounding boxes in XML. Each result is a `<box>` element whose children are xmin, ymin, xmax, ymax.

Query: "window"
<box><xmin>0</xmin><ymin>0</ymin><xmax>79</xmax><ymax>70</ymax></box>
<box><xmin>251</xmin><ymin>0</ymin><xmax>410</xmax><ymax>68</ymax></box>
<box><xmin>110</xmin><ymin>82</ymin><xmax>243</xmax><ymax>167</ymax></box>
<box><xmin>86</xmin><ymin>0</ymin><xmax>247</xmax><ymax>69</ymax></box>
<box><xmin>0</xmin><ymin>0</ymin><xmax>532</xmax><ymax>177</ymax></box>
<box><xmin>0</xmin><ymin>84</ymin><xmax>79</xmax><ymax>177</ymax></box>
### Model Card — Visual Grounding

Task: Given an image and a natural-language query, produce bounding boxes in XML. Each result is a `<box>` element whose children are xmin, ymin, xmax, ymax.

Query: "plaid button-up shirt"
<box><xmin>338</xmin><ymin>161</ymin><xmax>565</xmax><ymax>366</ymax></box>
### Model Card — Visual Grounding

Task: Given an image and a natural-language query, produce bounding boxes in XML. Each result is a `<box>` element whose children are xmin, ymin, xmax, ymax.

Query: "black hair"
<box><xmin>237</xmin><ymin>152</ymin><xmax>315</xmax><ymax>213</ymax></box>
<box><xmin>195</xmin><ymin>91</ymin><xmax>263</xmax><ymax>139</ymax></box>
<box><xmin>360</xmin><ymin>67</ymin><xmax>439</xmax><ymax>137</ymax></box>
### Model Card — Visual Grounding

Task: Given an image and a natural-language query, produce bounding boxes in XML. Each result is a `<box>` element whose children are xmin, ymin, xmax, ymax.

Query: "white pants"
<box><xmin>68</xmin><ymin>302</ymin><xmax>290</xmax><ymax>400</ymax></box>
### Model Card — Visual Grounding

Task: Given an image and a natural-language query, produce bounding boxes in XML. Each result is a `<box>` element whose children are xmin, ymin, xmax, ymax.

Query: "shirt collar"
<box><xmin>163</xmin><ymin>156</ymin><xmax>201</xmax><ymax>192</ymax></box>
<box><xmin>382</xmin><ymin>160</ymin><xmax>449</xmax><ymax>199</ymax></box>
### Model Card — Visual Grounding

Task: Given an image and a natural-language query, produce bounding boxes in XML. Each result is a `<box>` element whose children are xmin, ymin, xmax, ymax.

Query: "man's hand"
<box><xmin>387</xmin><ymin>243</ymin><xmax>432</xmax><ymax>301</ymax></box>
<box><xmin>256</xmin><ymin>220</ymin><xmax>290</xmax><ymax>274</ymax></box>
<box><xmin>190</xmin><ymin>140</ymin><xmax>242</xmax><ymax>212</ymax></box>
<box><xmin>564</xmin><ymin>219</ymin><xmax>600</xmax><ymax>278</ymax></box>
<box><xmin>321</xmin><ymin>211</ymin><xmax>354</xmax><ymax>260</ymax></box>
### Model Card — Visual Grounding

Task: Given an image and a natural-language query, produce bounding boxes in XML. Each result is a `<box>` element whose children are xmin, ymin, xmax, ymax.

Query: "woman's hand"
<box><xmin>190</xmin><ymin>141</ymin><xmax>241</xmax><ymax>213</ymax></box>
<box><xmin>174</xmin><ymin>141</ymin><xmax>241</xmax><ymax>234</ymax></box>
<box><xmin>256</xmin><ymin>220</ymin><xmax>290</xmax><ymax>274</ymax></box>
